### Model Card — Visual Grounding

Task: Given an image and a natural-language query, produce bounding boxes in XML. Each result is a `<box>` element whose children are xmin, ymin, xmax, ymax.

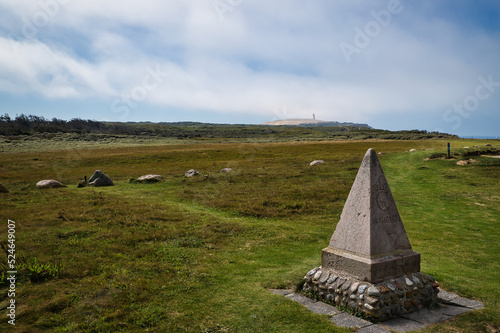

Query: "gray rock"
<box><xmin>310</xmin><ymin>160</ymin><xmax>326</xmax><ymax>166</ymax></box>
<box><xmin>306</xmin><ymin>267</ymin><xmax>320</xmax><ymax>277</ymax></box>
<box><xmin>220</xmin><ymin>168</ymin><xmax>233</xmax><ymax>173</ymax></box>
<box><xmin>0</xmin><ymin>182</ymin><xmax>9</xmax><ymax>193</ymax></box>
<box><xmin>137</xmin><ymin>174</ymin><xmax>163</xmax><ymax>183</ymax></box>
<box><xmin>368</xmin><ymin>287</ymin><xmax>381</xmax><ymax>297</ymax></box>
<box><xmin>36</xmin><ymin>180</ymin><xmax>65</xmax><ymax>189</ymax></box>
<box><xmin>185</xmin><ymin>169</ymin><xmax>200</xmax><ymax>177</ymax></box>
<box><xmin>89</xmin><ymin>170</ymin><xmax>114</xmax><ymax>187</ymax></box>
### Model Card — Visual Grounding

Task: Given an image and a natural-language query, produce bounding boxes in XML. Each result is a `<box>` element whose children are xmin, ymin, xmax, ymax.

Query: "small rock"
<box><xmin>409</xmin><ymin>149</ymin><xmax>417</xmax><ymax>152</ymax></box>
<box><xmin>367</xmin><ymin>286</ymin><xmax>380</xmax><ymax>297</ymax></box>
<box><xmin>358</xmin><ymin>285</ymin><xmax>368</xmax><ymax>294</ymax></box>
<box><xmin>485</xmin><ymin>144</ymin><xmax>492</xmax><ymax>146</ymax></box>
<box><xmin>411</xmin><ymin>275</ymin><xmax>422</xmax><ymax>287</ymax></box>
<box><xmin>327</xmin><ymin>275</ymin><xmax>338</xmax><ymax>284</ymax></box>
<box><xmin>309</xmin><ymin>160</ymin><xmax>325</xmax><ymax>166</ymax></box>
<box><xmin>220</xmin><ymin>168</ymin><xmax>233</xmax><ymax>173</ymax></box>
<box><xmin>365</xmin><ymin>296</ymin><xmax>379</xmax><ymax>305</ymax></box>
<box><xmin>364</xmin><ymin>303</ymin><xmax>379</xmax><ymax>311</ymax></box>
<box><xmin>350</xmin><ymin>282</ymin><xmax>360</xmax><ymax>293</ymax></box>
<box><xmin>313</xmin><ymin>270</ymin><xmax>322</xmax><ymax>281</ymax></box>
<box><xmin>137</xmin><ymin>174</ymin><xmax>163</xmax><ymax>183</ymax></box>
<box><xmin>185</xmin><ymin>169</ymin><xmax>200</xmax><ymax>177</ymax></box>
<box><xmin>456</xmin><ymin>160</ymin><xmax>468</xmax><ymax>166</ymax></box>
<box><xmin>463</xmin><ymin>147</ymin><xmax>470</xmax><ymax>149</ymax></box>
<box><xmin>341</xmin><ymin>280</ymin><xmax>352</xmax><ymax>291</ymax></box>
<box><xmin>379</xmin><ymin>286</ymin><xmax>390</xmax><ymax>294</ymax></box>
<box><xmin>306</xmin><ymin>267</ymin><xmax>320</xmax><ymax>277</ymax></box>
<box><xmin>36</xmin><ymin>180</ymin><xmax>65</xmax><ymax>189</ymax></box>
<box><xmin>89</xmin><ymin>170</ymin><xmax>114</xmax><ymax>187</ymax></box>
<box><xmin>405</xmin><ymin>278</ymin><xmax>414</xmax><ymax>287</ymax></box>
<box><xmin>319</xmin><ymin>271</ymin><xmax>330</xmax><ymax>284</ymax></box>
<box><xmin>0</xmin><ymin>182</ymin><xmax>9</xmax><ymax>193</ymax></box>
<box><xmin>393</xmin><ymin>281</ymin><xmax>404</xmax><ymax>291</ymax></box>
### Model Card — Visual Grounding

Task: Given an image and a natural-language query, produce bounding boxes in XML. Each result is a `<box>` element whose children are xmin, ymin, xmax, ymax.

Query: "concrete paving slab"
<box><xmin>271</xmin><ymin>288</ymin><xmax>484</xmax><ymax>332</ymax></box>
<box><xmin>379</xmin><ymin>317</ymin><xmax>426</xmax><ymax>332</ymax></box>
<box><xmin>269</xmin><ymin>289</ymin><xmax>293</xmax><ymax>296</ymax></box>
<box><xmin>305</xmin><ymin>301</ymin><xmax>339</xmax><ymax>316</ymax></box>
<box><xmin>400</xmin><ymin>308</ymin><xmax>450</xmax><ymax>325</ymax></box>
<box><xmin>329</xmin><ymin>312</ymin><xmax>372</xmax><ymax>328</ymax></box>
<box><xmin>285</xmin><ymin>293</ymin><xmax>316</xmax><ymax>305</ymax></box>
<box><xmin>439</xmin><ymin>304</ymin><xmax>474</xmax><ymax>316</ymax></box>
<box><xmin>357</xmin><ymin>324</ymin><xmax>392</xmax><ymax>333</ymax></box>
<box><xmin>448</xmin><ymin>297</ymin><xmax>484</xmax><ymax>309</ymax></box>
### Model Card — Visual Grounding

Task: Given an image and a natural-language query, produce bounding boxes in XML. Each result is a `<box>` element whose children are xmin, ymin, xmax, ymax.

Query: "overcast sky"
<box><xmin>1</xmin><ymin>0</ymin><xmax>499</xmax><ymax>137</ymax></box>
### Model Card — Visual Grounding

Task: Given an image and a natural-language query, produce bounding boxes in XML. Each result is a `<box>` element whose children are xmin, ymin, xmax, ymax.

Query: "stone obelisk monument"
<box><xmin>303</xmin><ymin>148</ymin><xmax>439</xmax><ymax>321</ymax></box>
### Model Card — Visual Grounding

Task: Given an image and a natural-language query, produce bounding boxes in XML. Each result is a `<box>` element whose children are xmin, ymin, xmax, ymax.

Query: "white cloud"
<box><xmin>0</xmin><ymin>0</ymin><xmax>499</xmax><ymax>129</ymax></box>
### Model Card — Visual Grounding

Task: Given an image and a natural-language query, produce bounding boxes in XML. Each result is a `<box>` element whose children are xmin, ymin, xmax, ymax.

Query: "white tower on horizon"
<box><xmin>313</xmin><ymin>113</ymin><xmax>316</xmax><ymax>120</ymax></box>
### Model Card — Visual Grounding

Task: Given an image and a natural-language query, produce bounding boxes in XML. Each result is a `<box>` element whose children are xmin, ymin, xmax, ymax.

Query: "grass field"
<box><xmin>0</xmin><ymin>138</ymin><xmax>498</xmax><ymax>332</ymax></box>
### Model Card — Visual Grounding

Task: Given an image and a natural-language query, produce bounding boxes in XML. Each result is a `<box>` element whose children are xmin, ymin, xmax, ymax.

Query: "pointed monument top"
<box><xmin>329</xmin><ymin>148</ymin><xmax>414</xmax><ymax>259</ymax></box>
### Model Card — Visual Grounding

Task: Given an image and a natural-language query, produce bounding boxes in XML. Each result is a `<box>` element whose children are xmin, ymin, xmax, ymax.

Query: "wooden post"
<box><xmin>447</xmin><ymin>142</ymin><xmax>451</xmax><ymax>159</ymax></box>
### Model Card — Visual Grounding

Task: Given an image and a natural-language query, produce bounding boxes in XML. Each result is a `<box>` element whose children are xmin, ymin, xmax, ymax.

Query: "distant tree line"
<box><xmin>0</xmin><ymin>114</ymin><xmax>106</xmax><ymax>135</ymax></box>
<box><xmin>0</xmin><ymin>113</ymin><xmax>458</xmax><ymax>140</ymax></box>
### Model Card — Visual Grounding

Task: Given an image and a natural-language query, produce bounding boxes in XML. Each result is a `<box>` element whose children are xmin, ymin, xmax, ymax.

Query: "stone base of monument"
<box><xmin>303</xmin><ymin>267</ymin><xmax>439</xmax><ymax>322</ymax></box>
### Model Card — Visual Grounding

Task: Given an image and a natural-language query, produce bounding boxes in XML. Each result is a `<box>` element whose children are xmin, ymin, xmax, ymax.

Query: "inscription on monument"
<box><xmin>374</xmin><ymin>176</ymin><xmax>391</xmax><ymax>212</ymax></box>
<box><xmin>373</xmin><ymin>214</ymin><xmax>401</xmax><ymax>225</ymax></box>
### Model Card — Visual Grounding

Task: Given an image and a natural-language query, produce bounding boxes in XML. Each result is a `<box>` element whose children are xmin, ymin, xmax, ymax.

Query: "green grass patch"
<box><xmin>0</xmin><ymin>139</ymin><xmax>498</xmax><ymax>332</ymax></box>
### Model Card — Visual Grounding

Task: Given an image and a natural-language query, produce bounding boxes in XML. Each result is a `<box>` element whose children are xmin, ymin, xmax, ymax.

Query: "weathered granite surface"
<box><xmin>305</xmin><ymin>148</ymin><xmax>439</xmax><ymax>321</ymax></box>
<box><xmin>324</xmin><ymin>148</ymin><xmax>419</xmax><ymax>283</ymax></box>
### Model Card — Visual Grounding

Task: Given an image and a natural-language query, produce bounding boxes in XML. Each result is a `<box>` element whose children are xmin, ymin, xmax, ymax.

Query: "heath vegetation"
<box><xmin>0</xmin><ymin>135</ymin><xmax>498</xmax><ymax>332</ymax></box>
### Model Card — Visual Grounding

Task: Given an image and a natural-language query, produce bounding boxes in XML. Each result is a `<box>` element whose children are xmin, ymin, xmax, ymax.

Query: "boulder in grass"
<box><xmin>137</xmin><ymin>174</ymin><xmax>163</xmax><ymax>183</ymax></box>
<box><xmin>89</xmin><ymin>170</ymin><xmax>114</xmax><ymax>187</ymax></box>
<box><xmin>310</xmin><ymin>160</ymin><xmax>325</xmax><ymax>166</ymax></box>
<box><xmin>36</xmin><ymin>180</ymin><xmax>65</xmax><ymax>189</ymax></box>
<box><xmin>185</xmin><ymin>169</ymin><xmax>200</xmax><ymax>177</ymax></box>
<box><xmin>220</xmin><ymin>168</ymin><xmax>233</xmax><ymax>173</ymax></box>
<box><xmin>0</xmin><ymin>182</ymin><xmax>9</xmax><ymax>193</ymax></box>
